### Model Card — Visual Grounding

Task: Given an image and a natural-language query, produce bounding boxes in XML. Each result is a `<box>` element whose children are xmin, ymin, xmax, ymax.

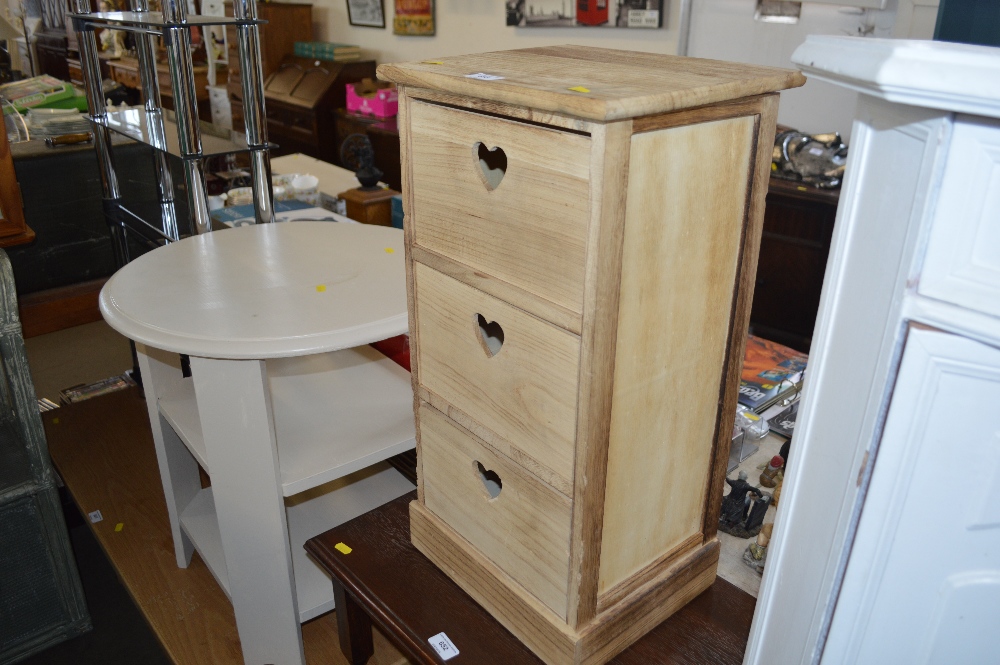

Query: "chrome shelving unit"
<box><xmin>69</xmin><ymin>0</ymin><xmax>274</xmax><ymax>264</ymax></box>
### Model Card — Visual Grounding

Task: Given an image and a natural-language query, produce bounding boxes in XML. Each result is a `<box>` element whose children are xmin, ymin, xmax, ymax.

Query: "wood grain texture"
<box><xmin>410</xmin><ymin>245</ymin><xmax>583</xmax><ymax>335</ymax></box>
<box><xmin>412</xmin><ymin>494</ymin><xmax>722</xmax><ymax>665</ymax></box>
<box><xmin>567</xmin><ymin>120</ymin><xmax>632</xmax><ymax>629</ymax></box>
<box><xmin>410</xmin><ymin>499</ymin><xmax>579</xmax><ymax>664</ymax></box>
<box><xmin>596</xmin><ymin>533</ymin><xmax>702</xmax><ymax>613</ymax></box>
<box><xmin>399</xmin><ymin>88</ymin><xmax>425</xmax><ymax>504</ymax></box>
<box><xmin>579</xmin><ymin>541</ymin><xmax>720</xmax><ymax>665</ymax></box>
<box><xmin>43</xmin><ymin>388</ymin><xmax>408</xmax><ymax>665</ymax></box>
<box><xmin>631</xmin><ymin>95</ymin><xmax>771</xmax><ymax>134</ymax></box>
<box><xmin>308</xmin><ymin>493</ymin><xmax>756</xmax><ymax>665</ymax></box>
<box><xmin>419</xmin><ymin>401</ymin><xmax>573</xmax><ymax>619</ymax></box>
<box><xmin>406</xmin><ymin>87</ymin><xmax>597</xmax><ymax>134</ymax></box>
<box><xmin>419</xmin><ymin>385</ymin><xmax>573</xmax><ymax>497</ymax></box>
<box><xmin>18</xmin><ymin>278</ymin><xmax>106</xmax><ymax>338</ymax></box>
<box><xmin>598</xmin><ymin>115</ymin><xmax>755</xmax><ymax>596</ymax></box>
<box><xmin>414</xmin><ymin>262</ymin><xmax>581</xmax><ymax>487</ymax></box>
<box><xmin>409</xmin><ymin>99</ymin><xmax>592</xmax><ymax>313</ymax></box>
<box><xmin>377</xmin><ymin>46</ymin><xmax>805</xmax><ymax>122</ymax></box>
<box><xmin>701</xmin><ymin>95</ymin><xmax>779</xmax><ymax>541</ymax></box>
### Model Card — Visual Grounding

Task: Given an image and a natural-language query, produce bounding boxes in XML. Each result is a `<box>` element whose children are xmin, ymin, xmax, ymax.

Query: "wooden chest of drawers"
<box><xmin>379</xmin><ymin>46</ymin><xmax>804</xmax><ymax>665</ymax></box>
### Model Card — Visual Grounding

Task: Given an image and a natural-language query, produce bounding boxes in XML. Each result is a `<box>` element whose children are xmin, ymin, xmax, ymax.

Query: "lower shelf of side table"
<box><xmin>158</xmin><ymin>345</ymin><xmax>416</xmax><ymax>497</ymax></box>
<box><xmin>180</xmin><ymin>464</ymin><xmax>414</xmax><ymax>622</ymax></box>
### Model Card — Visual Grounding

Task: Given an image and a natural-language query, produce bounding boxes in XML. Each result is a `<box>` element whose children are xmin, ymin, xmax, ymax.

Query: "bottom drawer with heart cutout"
<box><xmin>413</xmin><ymin>262</ymin><xmax>580</xmax><ymax>495</ymax></box>
<box><xmin>418</xmin><ymin>400</ymin><xmax>573</xmax><ymax>620</ymax></box>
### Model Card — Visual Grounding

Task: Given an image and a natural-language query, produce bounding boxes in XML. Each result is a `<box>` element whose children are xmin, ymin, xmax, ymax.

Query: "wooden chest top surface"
<box><xmin>377</xmin><ymin>45</ymin><xmax>805</xmax><ymax>121</ymax></box>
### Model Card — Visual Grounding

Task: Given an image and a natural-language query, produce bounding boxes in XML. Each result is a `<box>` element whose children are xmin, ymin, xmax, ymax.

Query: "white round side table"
<box><xmin>101</xmin><ymin>222</ymin><xmax>416</xmax><ymax>665</ymax></box>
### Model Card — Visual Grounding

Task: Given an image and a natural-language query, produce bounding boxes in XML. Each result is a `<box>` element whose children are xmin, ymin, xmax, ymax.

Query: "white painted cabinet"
<box><xmin>823</xmin><ymin>329</ymin><xmax>1000</xmax><ymax>663</ymax></box>
<box><xmin>745</xmin><ymin>36</ymin><xmax>1000</xmax><ymax>665</ymax></box>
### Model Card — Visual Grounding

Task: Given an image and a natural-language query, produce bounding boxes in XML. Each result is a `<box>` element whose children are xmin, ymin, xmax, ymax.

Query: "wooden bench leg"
<box><xmin>333</xmin><ymin>577</ymin><xmax>375</xmax><ymax>665</ymax></box>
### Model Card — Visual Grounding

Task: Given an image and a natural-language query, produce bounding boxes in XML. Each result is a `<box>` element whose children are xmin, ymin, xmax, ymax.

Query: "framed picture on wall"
<box><xmin>394</xmin><ymin>0</ymin><xmax>435</xmax><ymax>36</ymax></box>
<box><xmin>347</xmin><ymin>0</ymin><xmax>386</xmax><ymax>28</ymax></box>
<box><xmin>506</xmin><ymin>0</ymin><xmax>664</xmax><ymax>28</ymax></box>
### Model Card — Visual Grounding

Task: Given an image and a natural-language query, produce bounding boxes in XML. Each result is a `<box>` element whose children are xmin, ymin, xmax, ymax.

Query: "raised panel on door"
<box><xmin>822</xmin><ymin>327</ymin><xmax>1000</xmax><ymax>663</ymax></box>
<box><xmin>919</xmin><ymin>115</ymin><xmax>1000</xmax><ymax>318</ymax></box>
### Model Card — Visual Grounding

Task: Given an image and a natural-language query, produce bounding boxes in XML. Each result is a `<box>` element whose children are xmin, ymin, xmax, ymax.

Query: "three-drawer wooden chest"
<box><xmin>378</xmin><ymin>46</ymin><xmax>804</xmax><ymax>665</ymax></box>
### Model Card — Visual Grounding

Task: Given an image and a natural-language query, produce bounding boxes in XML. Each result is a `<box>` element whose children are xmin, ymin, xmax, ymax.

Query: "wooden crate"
<box><xmin>379</xmin><ymin>46</ymin><xmax>804</xmax><ymax>665</ymax></box>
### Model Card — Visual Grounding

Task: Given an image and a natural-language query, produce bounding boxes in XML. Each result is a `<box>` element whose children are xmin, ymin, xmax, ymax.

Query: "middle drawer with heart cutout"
<box><xmin>413</xmin><ymin>262</ymin><xmax>581</xmax><ymax>497</ymax></box>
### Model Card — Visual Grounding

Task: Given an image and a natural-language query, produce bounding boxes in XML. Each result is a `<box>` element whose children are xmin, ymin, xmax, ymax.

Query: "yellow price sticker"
<box><xmin>334</xmin><ymin>542</ymin><xmax>352</xmax><ymax>555</ymax></box>
<box><xmin>422</xmin><ymin>60</ymin><xmax>444</xmax><ymax>65</ymax></box>
<box><xmin>316</xmin><ymin>284</ymin><xmax>327</xmax><ymax>293</ymax></box>
<box><xmin>115</xmin><ymin>523</ymin><xmax>124</xmax><ymax>532</ymax></box>
<box><xmin>385</xmin><ymin>247</ymin><xmax>395</xmax><ymax>254</ymax></box>
<box><xmin>568</xmin><ymin>86</ymin><xmax>590</xmax><ymax>93</ymax></box>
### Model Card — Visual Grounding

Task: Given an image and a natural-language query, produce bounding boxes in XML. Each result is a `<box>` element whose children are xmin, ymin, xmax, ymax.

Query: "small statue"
<box><xmin>719</xmin><ymin>471</ymin><xmax>771</xmax><ymax>538</ymax></box>
<box><xmin>743</xmin><ymin>523</ymin><xmax>773</xmax><ymax>574</ymax></box>
<box><xmin>339</xmin><ymin>133</ymin><xmax>383</xmax><ymax>190</ymax></box>
<box><xmin>98</xmin><ymin>1</ymin><xmax>127</xmax><ymax>58</ymax></box>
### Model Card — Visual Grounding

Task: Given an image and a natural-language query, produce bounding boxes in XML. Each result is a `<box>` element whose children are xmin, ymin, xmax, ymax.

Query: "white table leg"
<box><xmin>190</xmin><ymin>356</ymin><xmax>304</xmax><ymax>665</ymax></box>
<box><xmin>136</xmin><ymin>344</ymin><xmax>199</xmax><ymax>568</ymax></box>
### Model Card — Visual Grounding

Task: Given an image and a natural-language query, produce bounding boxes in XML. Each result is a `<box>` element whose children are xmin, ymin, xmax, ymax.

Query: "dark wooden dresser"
<box><xmin>263</xmin><ymin>57</ymin><xmax>377</xmax><ymax>164</ymax></box>
<box><xmin>749</xmin><ymin>177</ymin><xmax>840</xmax><ymax>352</ymax></box>
<box><xmin>225</xmin><ymin>0</ymin><xmax>313</xmax><ymax>130</ymax></box>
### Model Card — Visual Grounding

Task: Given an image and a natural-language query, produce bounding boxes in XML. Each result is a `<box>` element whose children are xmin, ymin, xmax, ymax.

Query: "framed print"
<box><xmin>506</xmin><ymin>0</ymin><xmax>664</xmax><ymax>28</ymax></box>
<box><xmin>347</xmin><ymin>0</ymin><xmax>386</xmax><ymax>28</ymax></box>
<box><xmin>394</xmin><ymin>0</ymin><xmax>434</xmax><ymax>36</ymax></box>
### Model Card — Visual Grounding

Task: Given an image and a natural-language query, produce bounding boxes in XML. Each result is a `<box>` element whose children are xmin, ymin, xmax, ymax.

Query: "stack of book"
<box><xmin>0</xmin><ymin>76</ymin><xmax>75</xmax><ymax>114</ymax></box>
<box><xmin>293</xmin><ymin>41</ymin><xmax>361</xmax><ymax>62</ymax></box>
<box><xmin>737</xmin><ymin>335</ymin><xmax>807</xmax><ymax>414</ymax></box>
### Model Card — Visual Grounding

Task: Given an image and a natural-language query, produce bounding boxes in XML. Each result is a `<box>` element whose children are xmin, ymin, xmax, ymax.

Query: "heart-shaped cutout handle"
<box><xmin>473</xmin><ymin>142</ymin><xmax>507</xmax><ymax>191</ymax></box>
<box><xmin>476</xmin><ymin>313</ymin><xmax>504</xmax><ymax>357</ymax></box>
<box><xmin>475</xmin><ymin>460</ymin><xmax>502</xmax><ymax>499</ymax></box>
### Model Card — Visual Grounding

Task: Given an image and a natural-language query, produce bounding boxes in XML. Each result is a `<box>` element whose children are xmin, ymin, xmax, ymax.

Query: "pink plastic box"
<box><xmin>346</xmin><ymin>79</ymin><xmax>399</xmax><ymax>118</ymax></box>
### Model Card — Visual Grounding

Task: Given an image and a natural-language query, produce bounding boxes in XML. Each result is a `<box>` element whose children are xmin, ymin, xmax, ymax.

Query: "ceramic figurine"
<box><xmin>743</xmin><ymin>523</ymin><xmax>774</xmax><ymax>574</ymax></box>
<box><xmin>719</xmin><ymin>471</ymin><xmax>771</xmax><ymax>538</ymax></box>
<box><xmin>760</xmin><ymin>454</ymin><xmax>784</xmax><ymax>488</ymax></box>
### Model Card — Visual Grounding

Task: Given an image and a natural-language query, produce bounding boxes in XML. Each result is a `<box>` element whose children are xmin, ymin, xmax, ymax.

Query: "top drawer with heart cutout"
<box><xmin>408</xmin><ymin>99</ymin><xmax>592</xmax><ymax>315</ymax></box>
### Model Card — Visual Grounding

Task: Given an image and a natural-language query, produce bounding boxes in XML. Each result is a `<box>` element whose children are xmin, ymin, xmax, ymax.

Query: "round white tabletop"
<box><xmin>100</xmin><ymin>222</ymin><xmax>408</xmax><ymax>359</ymax></box>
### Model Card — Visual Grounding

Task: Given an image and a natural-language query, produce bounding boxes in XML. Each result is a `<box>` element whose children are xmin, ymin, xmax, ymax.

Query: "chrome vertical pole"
<box><xmin>162</xmin><ymin>0</ymin><xmax>212</xmax><ymax>235</ymax></box>
<box><xmin>130</xmin><ymin>0</ymin><xmax>180</xmax><ymax>242</ymax></box>
<box><xmin>232</xmin><ymin>0</ymin><xmax>273</xmax><ymax>224</ymax></box>
<box><xmin>71</xmin><ymin>0</ymin><xmax>129</xmax><ymax>266</ymax></box>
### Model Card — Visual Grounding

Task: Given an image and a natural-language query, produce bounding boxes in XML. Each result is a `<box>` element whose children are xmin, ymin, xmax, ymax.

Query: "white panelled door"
<box><xmin>823</xmin><ymin>327</ymin><xmax>1000</xmax><ymax>663</ymax></box>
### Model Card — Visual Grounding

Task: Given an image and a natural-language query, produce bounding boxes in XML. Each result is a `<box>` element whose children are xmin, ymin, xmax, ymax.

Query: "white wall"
<box><xmin>309</xmin><ymin>0</ymin><xmax>682</xmax><ymax>65</ymax></box>
<box><xmin>688</xmin><ymin>0</ymin><xmax>900</xmax><ymax>141</ymax></box>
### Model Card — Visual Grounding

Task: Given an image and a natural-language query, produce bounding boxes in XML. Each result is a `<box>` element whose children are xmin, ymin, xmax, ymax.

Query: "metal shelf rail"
<box><xmin>70</xmin><ymin>0</ymin><xmax>274</xmax><ymax>264</ymax></box>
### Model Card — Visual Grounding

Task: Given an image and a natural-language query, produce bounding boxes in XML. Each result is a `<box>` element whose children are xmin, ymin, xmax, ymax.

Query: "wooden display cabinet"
<box><xmin>380</xmin><ymin>46</ymin><xmax>804</xmax><ymax>665</ymax></box>
<box><xmin>263</xmin><ymin>56</ymin><xmax>377</xmax><ymax>164</ymax></box>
